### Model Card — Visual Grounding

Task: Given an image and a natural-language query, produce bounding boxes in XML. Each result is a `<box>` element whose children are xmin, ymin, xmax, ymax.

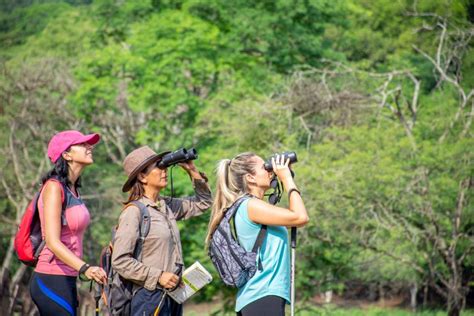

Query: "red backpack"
<box><xmin>14</xmin><ymin>180</ymin><xmax>67</xmax><ymax>266</ymax></box>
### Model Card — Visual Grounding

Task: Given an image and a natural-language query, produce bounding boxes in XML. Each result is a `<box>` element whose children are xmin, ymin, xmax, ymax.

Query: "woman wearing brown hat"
<box><xmin>111</xmin><ymin>146</ymin><xmax>212</xmax><ymax>316</ymax></box>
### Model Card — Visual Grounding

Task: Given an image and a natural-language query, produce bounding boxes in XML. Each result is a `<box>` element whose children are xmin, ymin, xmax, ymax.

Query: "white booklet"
<box><xmin>167</xmin><ymin>261</ymin><xmax>213</xmax><ymax>304</ymax></box>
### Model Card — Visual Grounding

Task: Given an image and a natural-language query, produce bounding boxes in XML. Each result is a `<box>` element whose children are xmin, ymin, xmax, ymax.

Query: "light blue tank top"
<box><xmin>234</xmin><ymin>198</ymin><xmax>290</xmax><ymax>312</ymax></box>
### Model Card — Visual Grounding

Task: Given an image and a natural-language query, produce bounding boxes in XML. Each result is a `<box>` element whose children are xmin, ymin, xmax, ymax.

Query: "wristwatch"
<box><xmin>79</xmin><ymin>263</ymin><xmax>90</xmax><ymax>274</ymax></box>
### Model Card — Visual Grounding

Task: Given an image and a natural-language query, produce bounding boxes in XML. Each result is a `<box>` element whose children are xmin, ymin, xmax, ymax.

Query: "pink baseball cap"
<box><xmin>47</xmin><ymin>130</ymin><xmax>101</xmax><ymax>163</ymax></box>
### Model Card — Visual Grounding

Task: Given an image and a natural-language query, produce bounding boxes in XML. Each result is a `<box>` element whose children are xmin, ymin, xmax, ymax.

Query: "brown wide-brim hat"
<box><xmin>122</xmin><ymin>146</ymin><xmax>170</xmax><ymax>192</ymax></box>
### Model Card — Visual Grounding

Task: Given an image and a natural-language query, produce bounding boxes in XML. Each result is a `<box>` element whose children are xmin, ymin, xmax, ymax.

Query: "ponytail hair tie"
<box><xmin>225</xmin><ymin>159</ymin><xmax>232</xmax><ymax>186</ymax></box>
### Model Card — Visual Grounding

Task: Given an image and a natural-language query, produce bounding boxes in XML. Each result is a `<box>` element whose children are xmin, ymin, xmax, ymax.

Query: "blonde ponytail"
<box><xmin>205</xmin><ymin>152</ymin><xmax>258</xmax><ymax>246</ymax></box>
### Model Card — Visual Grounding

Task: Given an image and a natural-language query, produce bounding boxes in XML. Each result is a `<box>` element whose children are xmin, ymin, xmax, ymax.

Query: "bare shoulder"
<box><xmin>42</xmin><ymin>180</ymin><xmax>63</xmax><ymax>223</ymax></box>
<box><xmin>42</xmin><ymin>180</ymin><xmax>64</xmax><ymax>205</ymax></box>
<box><xmin>247</xmin><ymin>197</ymin><xmax>284</xmax><ymax>216</ymax></box>
<box><xmin>43</xmin><ymin>179</ymin><xmax>62</xmax><ymax>195</ymax></box>
<box><xmin>247</xmin><ymin>197</ymin><xmax>271</xmax><ymax>211</ymax></box>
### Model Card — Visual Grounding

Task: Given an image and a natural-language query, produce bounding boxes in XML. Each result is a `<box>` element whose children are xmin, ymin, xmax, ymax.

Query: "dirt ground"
<box><xmin>183</xmin><ymin>294</ymin><xmax>409</xmax><ymax>315</ymax></box>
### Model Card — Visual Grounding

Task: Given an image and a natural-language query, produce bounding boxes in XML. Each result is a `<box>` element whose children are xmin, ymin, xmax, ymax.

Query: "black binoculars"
<box><xmin>158</xmin><ymin>148</ymin><xmax>198</xmax><ymax>169</ymax></box>
<box><xmin>264</xmin><ymin>151</ymin><xmax>297</xmax><ymax>171</ymax></box>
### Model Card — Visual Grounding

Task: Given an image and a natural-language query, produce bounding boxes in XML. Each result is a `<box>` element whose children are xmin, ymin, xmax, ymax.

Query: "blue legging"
<box><xmin>30</xmin><ymin>272</ymin><xmax>78</xmax><ymax>316</ymax></box>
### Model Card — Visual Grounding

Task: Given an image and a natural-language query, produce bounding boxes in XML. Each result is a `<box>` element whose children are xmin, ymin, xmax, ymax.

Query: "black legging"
<box><xmin>30</xmin><ymin>272</ymin><xmax>78</xmax><ymax>316</ymax></box>
<box><xmin>237</xmin><ymin>295</ymin><xmax>286</xmax><ymax>316</ymax></box>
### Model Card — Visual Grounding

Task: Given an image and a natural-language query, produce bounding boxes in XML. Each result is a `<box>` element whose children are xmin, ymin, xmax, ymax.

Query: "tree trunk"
<box><xmin>447</xmin><ymin>289</ymin><xmax>463</xmax><ymax>316</ymax></box>
<box><xmin>368</xmin><ymin>283</ymin><xmax>377</xmax><ymax>301</ymax></box>
<box><xmin>0</xmin><ymin>238</ymin><xmax>15</xmax><ymax>311</ymax></box>
<box><xmin>8</xmin><ymin>283</ymin><xmax>19</xmax><ymax>315</ymax></box>
<box><xmin>423</xmin><ymin>284</ymin><xmax>428</xmax><ymax>308</ymax></box>
<box><xmin>324</xmin><ymin>290</ymin><xmax>333</xmax><ymax>303</ymax></box>
<box><xmin>0</xmin><ymin>238</ymin><xmax>15</xmax><ymax>291</ymax></box>
<box><xmin>0</xmin><ymin>236</ymin><xmax>29</xmax><ymax>313</ymax></box>
<box><xmin>378</xmin><ymin>283</ymin><xmax>385</xmax><ymax>306</ymax></box>
<box><xmin>448</xmin><ymin>304</ymin><xmax>461</xmax><ymax>316</ymax></box>
<box><xmin>410</xmin><ymin>283</ymin><xmax>417</xmax><ymax>311</ymax></box>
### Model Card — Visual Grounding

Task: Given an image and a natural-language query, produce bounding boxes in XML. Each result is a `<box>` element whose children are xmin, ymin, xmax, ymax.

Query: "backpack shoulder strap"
<box><xmin>252</xmin><ymin>225</ymin><xmax>267</xmax><ymax>271</ymax></box>
<box><xmin>235</xmin><ymin>194</ymin><xmax>267</xmax><ymax>270</ymax></box>
<box><xmin>251</xmin><ymin>225</ymin><xmax>267</xmax><ymax>253</ymax></box>
<box><xmin>228</xmin><ymin>194</ymin><xmax>252</xmax><ymax>219</ymax></box>
<box><xmin>128</xmin><ymin>200</ymin><xmax>151</xmax><ymax>260</ymax></box>
<box><xmin>59</xmin><ymin>182</ymin><xmax>67</xmax><ymax>225</ymax></box>
<box><xmin>32</xmin><ymin>180</ymin><xmax>68</xmax><ymax>258</ymax></box>
<box><xmin>39</xmin><ymin>178</ymin><xmax>68</xmax><ymax>224</ymax></box>
<box><xmin>228</xmin><ymin>194</ymin><xmax>253</xmax><ymax>240</ymax></box>
<box><xmin>229</xmin><ymin>195</ymin><xmax>268</xmax><ymax>252</ymax></box>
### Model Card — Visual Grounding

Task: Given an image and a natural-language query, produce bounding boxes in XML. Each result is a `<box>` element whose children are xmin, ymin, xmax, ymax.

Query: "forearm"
<box><xmin>282</xmin><ymin>179</ymin><xmax>309</xmax><ymax>227</ymax></box>
<box><xmin>187</xmin><ymin>168</ymin><xmax>204</xmax><ymax>180</ymax></box>
<box><xmin>112</xmin><ymin>253</ymin><xmax>162</xmax><ymax>290</ymax></box>
<box><xmin>169</xmin><ymin>176</ymin><xmax>212</xmax><ymax>220</ymax></box>
<box><xmin>46</xmin><ymin>239</ymin><xmax>85</xmax><ymax>272</ymax></box>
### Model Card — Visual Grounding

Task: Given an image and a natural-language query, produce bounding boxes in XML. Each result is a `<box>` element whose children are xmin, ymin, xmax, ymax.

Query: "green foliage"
<box><xmin>0</xmin><ymin>2</ymin><xmax>71</xmax><ymax>56</ymax></box>
<box><xmin>91</xmin><ymin>0</ymin><xmax>155</xmax><ymax>45</ymax></box>
<box><xmin>182</xmin><ymin>0</ymin><xmax>348</xmax><ymax>72</ymax></box>
<box><xmin>10</xmin><ymin>8</ymin><xmax>95</xmax><ymax>60</ymax></box>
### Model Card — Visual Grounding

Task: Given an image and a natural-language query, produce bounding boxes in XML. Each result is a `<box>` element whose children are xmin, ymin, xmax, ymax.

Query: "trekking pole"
<box><xmin>290</xmin><ymin>227</ymin><xmax>297</xmax><ymax>316</ymax></box>
<box><xmin>154</xmin><ymin>291</ymin><xmax>168</xmax><ymax>316</ymax></box>
<box><xmin>94</xmin><ymin>283</ymin><xmax>102</xmax><ymax>316</ymax></box>
<box><xmin>154</xmin><ymin>264</ymin><xmax>183</xmax><ymax>316</ymax></box>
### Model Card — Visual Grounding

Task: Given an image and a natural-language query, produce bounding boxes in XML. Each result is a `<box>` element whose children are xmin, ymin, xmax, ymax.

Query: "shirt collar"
<box><xmin>139</xmin><ymin>196</ymin><xmax>160</xmax><ymax>209</ymax></box>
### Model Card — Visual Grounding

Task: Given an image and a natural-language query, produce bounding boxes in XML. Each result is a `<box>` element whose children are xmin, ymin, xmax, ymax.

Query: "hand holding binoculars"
<box><xmin>158</xmin><ymin>147</ymin><xmax>198</xmax><ymax>169</ymax></box>
<box><xmin>263</xmin><ymin>151</ymin><xmax>297</xmax><ymax>172</ymax></box>
<box><xmin>264</xmin><ymin>151</ymin><xmax>297</xmax><ymax>205</ymax></box>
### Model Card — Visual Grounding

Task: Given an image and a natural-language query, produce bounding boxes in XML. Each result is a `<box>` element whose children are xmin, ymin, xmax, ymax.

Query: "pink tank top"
<box><xmin>34</xmin><ymin>179</ymin><xmax>91</xmax><ymax>276</ymax></box>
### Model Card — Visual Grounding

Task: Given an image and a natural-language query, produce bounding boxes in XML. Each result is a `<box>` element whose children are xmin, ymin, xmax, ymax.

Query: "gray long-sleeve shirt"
<box><xmin>111</xmin><ymin>178</ymin><xmax>212</xmax><ymax>291</ymax></box>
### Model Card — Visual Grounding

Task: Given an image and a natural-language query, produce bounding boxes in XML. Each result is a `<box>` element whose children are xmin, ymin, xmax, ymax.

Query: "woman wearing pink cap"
<box><xmin>29</xmin><ymin>130</ymin><xmax>107</xmax><ymax>316</ymax></box>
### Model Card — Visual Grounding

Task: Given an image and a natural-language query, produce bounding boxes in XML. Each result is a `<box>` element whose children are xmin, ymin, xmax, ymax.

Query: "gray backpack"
<box><xmin>100</xmin><ymin>201</ymin><xmax>151</xmax><ymax>316</ymax></box>
<box><xmin>208</xmin><ymin>194</ymin><xmax>267</xmax><ymax>288</ymax></box>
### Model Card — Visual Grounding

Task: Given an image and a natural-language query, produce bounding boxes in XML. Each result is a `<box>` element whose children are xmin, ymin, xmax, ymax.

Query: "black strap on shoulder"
<box><xmin>59</xmin><ymin>182</ymin><xmax>68</xmax><ymax>226</ymax></box>
<box><xmin>230</xmin><ymin>194</ymin><xmax>268</xmax><ymax>271</ymax></box>
<box><xmin>38</xmin><ymin>178</ymin><xmax>68</xmax><ymax>224</ymax></box>
<box><xmin>33</xmin><ymin>181</ymin><xmax>69</xmax><ymax>259</ymax></box>
<box><xmin>251</xmin><ymin>225</ymin><xmax>267</xmax><ymax>253</ymax></box>
<box><xmin>129</xmin><ymin>200</ymin><xmax>151</xmax><ymax>261</ymax></box>
<box><xmin>252</xmin><ymin>225</ymin><xmax>267</xmax><ymax>271</ymax></box>
<box><xmin>229</xmin><ymin>194</ymin><xmax>252</xmax><ymax>240</ymax></box>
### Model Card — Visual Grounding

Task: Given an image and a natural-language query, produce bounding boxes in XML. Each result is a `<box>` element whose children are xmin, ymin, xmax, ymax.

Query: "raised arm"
<box><xmin>247</xmin><ymin>196</ymin><xmax>308</xmax><ymax>227</ymax></box>
<box><xmin>247</xmin><ymin>155</ymin><xmax>309</xmax><ymax>227</ymax></box>
<box><xmin>164</xmin><ymin>161</ymin><xmax>212</xmax><ymax>220</ymax></box>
